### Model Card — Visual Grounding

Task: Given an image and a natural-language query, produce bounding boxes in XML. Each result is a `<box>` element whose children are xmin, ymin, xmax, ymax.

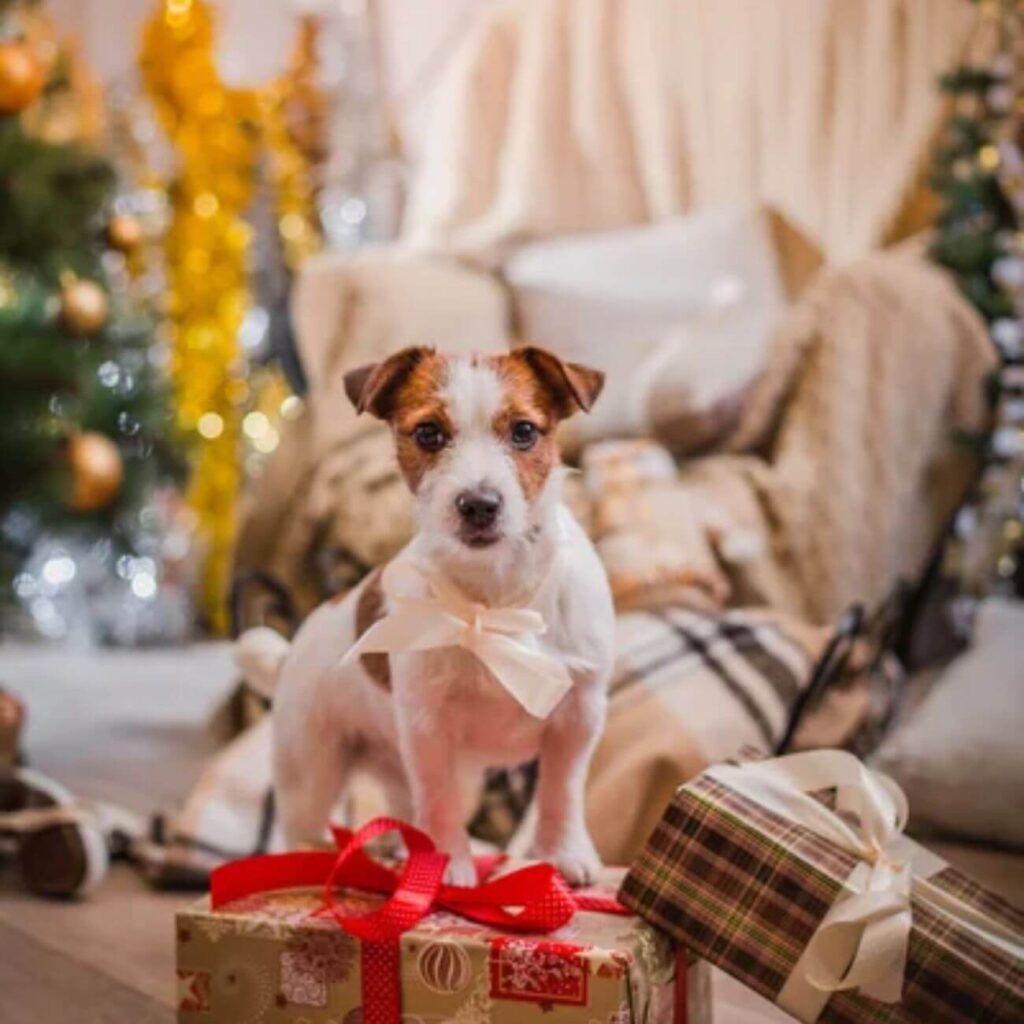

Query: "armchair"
<box><xmin>232</xmin><ymin>0</ymin><xmax>997</xmax><ymax>864</ymax></box>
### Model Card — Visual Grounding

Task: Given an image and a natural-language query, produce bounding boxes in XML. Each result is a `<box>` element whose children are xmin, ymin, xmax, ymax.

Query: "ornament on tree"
<box><xmin>66</xmin><ymin>432</ymin><xmax>123</xmax><ymax>511</ymax></box>
<box><xmin>0</xmin><ymin>40</ymin><xmax>44</xmax><ymax>115</ymax></box>
<box><xmin>106</xmin><ymin>213</ymin><xmax>143</xmax><ymax>253</ymax></box>
<box><xmin>60</xmin><ymin>277</ymin><xmax>107</xmax><ymax>335</ymax></box>
<box><xmin>0</xmin><ymin>688</ymin><xmax>24</xmax><ymax>769</ymax></box>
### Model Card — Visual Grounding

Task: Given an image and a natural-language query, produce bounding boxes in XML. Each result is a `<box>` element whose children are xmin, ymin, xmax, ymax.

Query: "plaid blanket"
<box><xmin>141</xmin><ymin>606</ymin><xmax>839</xmax><ymax>882</ymax></box>
<box><xmin>481</xmin><ymin>607</ymin><xmax>830</xmax><ymax>863</ymax></box>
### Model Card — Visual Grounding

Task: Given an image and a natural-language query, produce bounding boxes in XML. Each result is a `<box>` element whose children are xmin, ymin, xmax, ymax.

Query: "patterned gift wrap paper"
<box><xmin>619</xmin><ymin>773</ymin><xmax>1024</xmax><ymax>1024</ymax></box>
<box><xmin>176</xmin><ymin>871</ymin><xmax>712</xmax><ymax>1023</ymax></box>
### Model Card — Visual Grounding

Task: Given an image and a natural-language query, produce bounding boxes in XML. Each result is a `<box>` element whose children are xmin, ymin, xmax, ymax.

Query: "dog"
<box><xmin>236</xmin><ymin>345</ymin><xmax>615</xmax><ymax>886</ymax></box>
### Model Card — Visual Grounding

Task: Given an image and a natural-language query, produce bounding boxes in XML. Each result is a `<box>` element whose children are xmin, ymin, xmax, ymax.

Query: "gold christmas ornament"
<box><xmin>66</xmin><ymin>432</ymin><xmax>124</xmax><ymax>511</ymax></box>
<box><xmin>60</xmin><ymin>278</ymin><xmax>108</xmax><ymax>335</ymax></box>
<box><xmin>106</xmin><ymin>214</ymin><xmax>143</xmax><ymax>252</ymax></box>
<box><xmin>0</xmin><ymin>40</ymin><xmax>44</xmax><ymax>114</ymax></box>
<box><xmin>17</xmin><ymin>7</ymin><xmax>104</xmax><ymax>143</ymax></box>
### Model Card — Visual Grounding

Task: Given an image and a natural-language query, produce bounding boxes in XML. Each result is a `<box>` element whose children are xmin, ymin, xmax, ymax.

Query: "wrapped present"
<box><xmin>177</xmin><ymin>817</ymin><xmax>710</xmax><ymax>1023</ymax></box>
<box><xmin>620</xmin><ymin>750</ymin><xmax>1024</xmax><ymax>1023</ymax></box>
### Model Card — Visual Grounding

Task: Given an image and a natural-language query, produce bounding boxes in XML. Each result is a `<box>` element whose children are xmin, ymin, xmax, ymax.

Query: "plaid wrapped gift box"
<box><xmin>176</xmin><ymin>870</ymin><xmax>712</xmax><ymax>1023</ymax></box>
<box><xmin>620</xmin><ymin>751</ymin><xmax>1024</xmax><ymax>1024</ymax></box>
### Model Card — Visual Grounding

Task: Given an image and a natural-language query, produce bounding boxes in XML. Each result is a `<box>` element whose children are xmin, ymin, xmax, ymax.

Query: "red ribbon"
<box><xmin>210</xmin><ymin>817</ymin><xmax>683</xmax><ymax>1024</ymax></box>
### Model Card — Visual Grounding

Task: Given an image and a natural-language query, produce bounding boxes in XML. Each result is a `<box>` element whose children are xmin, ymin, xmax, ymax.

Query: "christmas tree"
<box><xmin>930</xmin><ymin>0</ymin><xmax>1024</xmax><ymax>614</ymax></box>
<box><xmin>0</xmin><ymin>1</ymin><xmax>183</xmax><ymax>630</ymax></box>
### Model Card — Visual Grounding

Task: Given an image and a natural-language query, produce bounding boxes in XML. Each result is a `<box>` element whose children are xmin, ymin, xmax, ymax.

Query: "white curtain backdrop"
<box><xmin>405</xmin><ymin>0</ymin><xmax>985</xmax><ymax>265</ymax></box>
<box><xmin>49</xmin><ymin>0</ymin><xmax>489</xmax><ymax>162</ymax></box>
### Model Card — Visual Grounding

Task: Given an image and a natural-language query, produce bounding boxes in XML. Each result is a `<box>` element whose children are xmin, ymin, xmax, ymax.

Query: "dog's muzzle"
<box><xmin>455</xmin><ymin>488</ymin><xmax>502</xmax><ymax>545</ymax></box>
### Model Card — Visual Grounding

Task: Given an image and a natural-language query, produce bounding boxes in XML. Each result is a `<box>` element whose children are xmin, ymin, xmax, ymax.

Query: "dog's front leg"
<box><xmin>394</xmin><ymin>694</ymin><xmax>476</xmax><ymax>886</ymax></box>
<box><xmin>531</xmin><ymin>682</ymin><xmax>606</xmax><ymax>886</ymax></box>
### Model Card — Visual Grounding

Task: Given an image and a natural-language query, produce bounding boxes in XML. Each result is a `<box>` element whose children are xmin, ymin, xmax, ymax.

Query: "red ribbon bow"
<box><xmin>210</xmin><ymin>817</ymin><xmax>631</xmax><ymax>1024</ymax></box>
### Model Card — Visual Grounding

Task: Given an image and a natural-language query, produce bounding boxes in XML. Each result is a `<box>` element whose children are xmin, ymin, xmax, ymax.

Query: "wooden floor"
<box><xmin>0</xmin><ymin>919</ymin><xmax>171</xmax><ymax>1024</ymax></box>
<box><xmin>0</xmin><ymin>866</ymin><xmax>188</xmax><ymax>1023</ymax></box>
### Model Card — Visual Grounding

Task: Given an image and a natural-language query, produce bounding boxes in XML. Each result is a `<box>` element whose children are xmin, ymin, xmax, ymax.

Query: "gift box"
<box><xmin>620</xmin><ymin>750</ymin><xmax>1024</xmax><ymax>1024</ymax></box>
<box><xmin>176</xmin><ymin>818</ymin><xmax>711</xmax><ymax>1023</ymax></box>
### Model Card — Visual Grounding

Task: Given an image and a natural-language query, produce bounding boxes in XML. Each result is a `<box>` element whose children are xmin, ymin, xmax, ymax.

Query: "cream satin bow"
<box><xmin>343</xmin><ymin>560</ymin><xmax>574</xmax><ymax>720</ymax></box>
<box><xmin>706</xmin><ymin>751</ymin><xmax>1024</xmax><ymax>1021</ymax></box>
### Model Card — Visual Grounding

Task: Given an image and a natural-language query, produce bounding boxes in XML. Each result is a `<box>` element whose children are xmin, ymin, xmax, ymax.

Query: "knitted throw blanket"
<box><xmin>673</xmin><ymin>252</ymin><xmax>997</xmax><ymax>624</ymax></box>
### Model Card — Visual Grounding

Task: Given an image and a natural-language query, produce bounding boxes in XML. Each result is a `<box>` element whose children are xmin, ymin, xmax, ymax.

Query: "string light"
<box><xmin>242</xmin><ymin>410</ymin><xmax>270</xmax><ymax>440</ymax></box>
<box><xmin>196</xmin><ymin>412</ymin><xmax>224</xmax><ymax>439</ymax></box>
<box><xmin>280</xmin><ymin>394</ymin><xmax>304</xmax><ymax>420</ymax></box>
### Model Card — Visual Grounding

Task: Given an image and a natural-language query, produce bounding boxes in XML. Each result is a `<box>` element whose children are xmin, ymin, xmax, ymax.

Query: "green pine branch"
<box><xmin>0</xmin><ymin>75</ymin><xmax>185</xmax><ymax>587</ymax></box>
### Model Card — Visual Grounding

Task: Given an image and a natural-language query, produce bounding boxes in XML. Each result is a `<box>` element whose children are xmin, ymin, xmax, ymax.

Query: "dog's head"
<box><xmin>344</xmin><ymin>347</ymin><xmax>603</xmax><ymax>558</ymax></box>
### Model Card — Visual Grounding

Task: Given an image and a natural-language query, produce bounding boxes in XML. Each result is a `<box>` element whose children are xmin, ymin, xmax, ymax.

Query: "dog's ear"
<box><xmin>513</xmin><ymin>345</ymin><xmax>605</xmax><ymax>419</ymax></box>
<box><xmin>343</xmin><ymin>346</ymin><xmax>433</xmax><ymax>419</ymax></box>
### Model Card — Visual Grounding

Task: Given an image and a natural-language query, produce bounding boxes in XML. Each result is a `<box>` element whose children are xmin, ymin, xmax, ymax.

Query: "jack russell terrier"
<box><xmin>237</xmin><ymin>346</ymin><xmax>614</xmax><ymax>886</ymax></box>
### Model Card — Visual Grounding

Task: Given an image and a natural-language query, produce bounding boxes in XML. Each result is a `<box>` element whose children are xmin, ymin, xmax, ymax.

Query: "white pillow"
<box><xmin>872</xmin><ymin>599</ymin><xmax>1024</xmax><ymax>849</ymax></box>
<box><xmin>503</xmin><ymin>206</ymin><xmax>786</xmax><ymax>454</ymax></box>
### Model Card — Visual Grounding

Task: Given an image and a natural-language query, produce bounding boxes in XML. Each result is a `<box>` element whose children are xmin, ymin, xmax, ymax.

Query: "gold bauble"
<box><xmin>66</xmin><ymin>432</ymin><xmax>123</xmax><ymax>511</ymax></box>
<box><xmin>60</xmin><ymin>279</ymin><xmax>108</xmax><ymax>335</ymax></box>
<box><xmin>106</xmin><ymin>214</ymin><xmax>143</xmax><ymax>252</ymax></box>
<box><xmin>0</xmin><ymin>41</ymin><xmax>44</xmax><ymax>114</ymax></box>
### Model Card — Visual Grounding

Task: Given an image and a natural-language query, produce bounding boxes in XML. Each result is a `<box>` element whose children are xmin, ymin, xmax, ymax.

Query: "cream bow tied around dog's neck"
<box><xmin>343</xmin><ymin>559</ymin><xmax>574</xmax><ymax>719</ymax></box>
<box><xmin>706</xmin><ymin>751</ymin><xmax>1024</xmax><ymax>1021</ymax></box>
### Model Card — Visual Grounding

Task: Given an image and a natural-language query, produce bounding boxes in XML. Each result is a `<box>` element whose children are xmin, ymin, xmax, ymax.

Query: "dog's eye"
<box><xmin>510</xmin><ymin>420</ymin><xmax>539</xmax><ymax>450</ymax></box>
<box><xmin>412</xmin><ymin>421</ymin><xmax>447</xmax><ymax>452</ymax></box>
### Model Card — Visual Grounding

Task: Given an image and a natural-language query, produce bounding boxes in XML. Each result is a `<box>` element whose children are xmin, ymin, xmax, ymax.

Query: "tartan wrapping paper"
<box><xmin>176</xmin><ymin>870</ymin><xmax>713</xmax><ymax>1023</ymax></box>
<box><xmin>620</xmin><ymin>773</ymin><xmax>1024</xmax><ymax>1024</ymax></box>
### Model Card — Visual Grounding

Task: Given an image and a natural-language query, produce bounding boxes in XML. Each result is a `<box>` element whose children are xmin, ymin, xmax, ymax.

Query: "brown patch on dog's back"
<box><xmin>354</xmin><ymin>568</ymin><xmax>390</xmax><ymax>690</ymax></box>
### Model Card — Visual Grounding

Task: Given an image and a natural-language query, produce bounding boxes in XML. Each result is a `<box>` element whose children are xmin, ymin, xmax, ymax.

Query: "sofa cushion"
<box><xmin>503</xmin><ymin>206</ymin><xmax>786</xmax><ymax>455</ymax></box>
<box><xmin>873</xmin><ymin>599</ymin><xmax>1024</xmax><ymax>850</ymax></box>
<box><xmin>580</xmin><ymin>439</ymin><xmax>732</xmax><ymax>613</ymax></box>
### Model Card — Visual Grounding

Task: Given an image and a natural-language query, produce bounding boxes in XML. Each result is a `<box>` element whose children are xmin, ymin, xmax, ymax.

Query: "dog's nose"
<box><xmin>455</xmin><ymin>488</ymin><xmax>502</xmax><ymax>528</ymax></box>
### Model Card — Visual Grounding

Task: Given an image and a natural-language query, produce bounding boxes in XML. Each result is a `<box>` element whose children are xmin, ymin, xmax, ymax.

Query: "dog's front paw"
<box><xmin>551</xmin><ymin>849</ymin><xmax>602</xmax><ymax>887</ymax></box>
<box><xmin>531</xmin><ymin>835</ymin><xmax>602</xmax><ymax>887</ymax></box>
<box><xmin>443</xmin><ymin>853</ymin><xmax>478</xmax><ymax>888</ymax></box>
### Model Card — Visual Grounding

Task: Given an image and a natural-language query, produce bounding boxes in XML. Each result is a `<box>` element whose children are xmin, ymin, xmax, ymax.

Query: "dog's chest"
<box><xmin>412</xmin><ymin>646</ymin><xmax>549</xmax><ymax>765</ymax></box>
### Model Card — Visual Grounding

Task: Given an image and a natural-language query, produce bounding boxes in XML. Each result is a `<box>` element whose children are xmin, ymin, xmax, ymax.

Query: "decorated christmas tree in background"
<box><xmin>930</xmin><ymin>0</ymin><xmax>1024</xmax><ymax>621</ymax></box>
<box><xmin>0</xmin><ymin>0</ymin><xmax>186</xmax><ymax>642</ymax></box>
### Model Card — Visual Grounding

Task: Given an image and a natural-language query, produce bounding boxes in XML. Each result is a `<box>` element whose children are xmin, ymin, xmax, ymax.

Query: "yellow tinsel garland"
<box><xmin>140</xmin><ymin>0</ymin><xmax>321</xmax><ymax>632</ymax></box>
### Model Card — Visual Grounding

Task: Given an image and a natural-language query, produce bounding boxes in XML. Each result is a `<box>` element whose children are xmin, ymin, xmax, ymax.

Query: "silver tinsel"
<box><xmin>318</xmin><ymin>0</ymin><xmax>405</xmax><ymax>248</ymax></box>
<box><xmin>9</xmin><ymin>493</ymin><xmax>197</xmax><ymax>648</ymax></box>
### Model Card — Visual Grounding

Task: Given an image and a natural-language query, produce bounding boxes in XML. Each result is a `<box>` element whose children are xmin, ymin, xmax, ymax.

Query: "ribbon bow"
<box><xmin>343</xmin><ymin>560</ymin><xmax>575</xmax><ymax>719</ymax></box>
<box><xmin>707</xmin><ymin>751</ymin><xmax>1024</xmax><ymax>1020</ymax></box>
<box><xmin>211</xmin><ymin>818</ymin><xmax>627</xmax><ymax>1023</ymax></box>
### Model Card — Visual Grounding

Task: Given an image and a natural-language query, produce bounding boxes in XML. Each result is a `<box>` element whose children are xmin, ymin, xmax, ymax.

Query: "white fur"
<box><xmin>258</xmin><ymin>354</ymin><xmax>615</xmax><ymax>885</ymax></box>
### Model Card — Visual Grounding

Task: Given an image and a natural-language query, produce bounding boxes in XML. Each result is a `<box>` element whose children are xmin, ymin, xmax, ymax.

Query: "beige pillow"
<box><xmin>504</xmin><ymin>206</ymin><xmax>786</xmax><ymax>455</ymax></box>
<box><xmin>581</xmin><ymin>439</ymin><xmax>731</xmax><ymax>613</ymax></box>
